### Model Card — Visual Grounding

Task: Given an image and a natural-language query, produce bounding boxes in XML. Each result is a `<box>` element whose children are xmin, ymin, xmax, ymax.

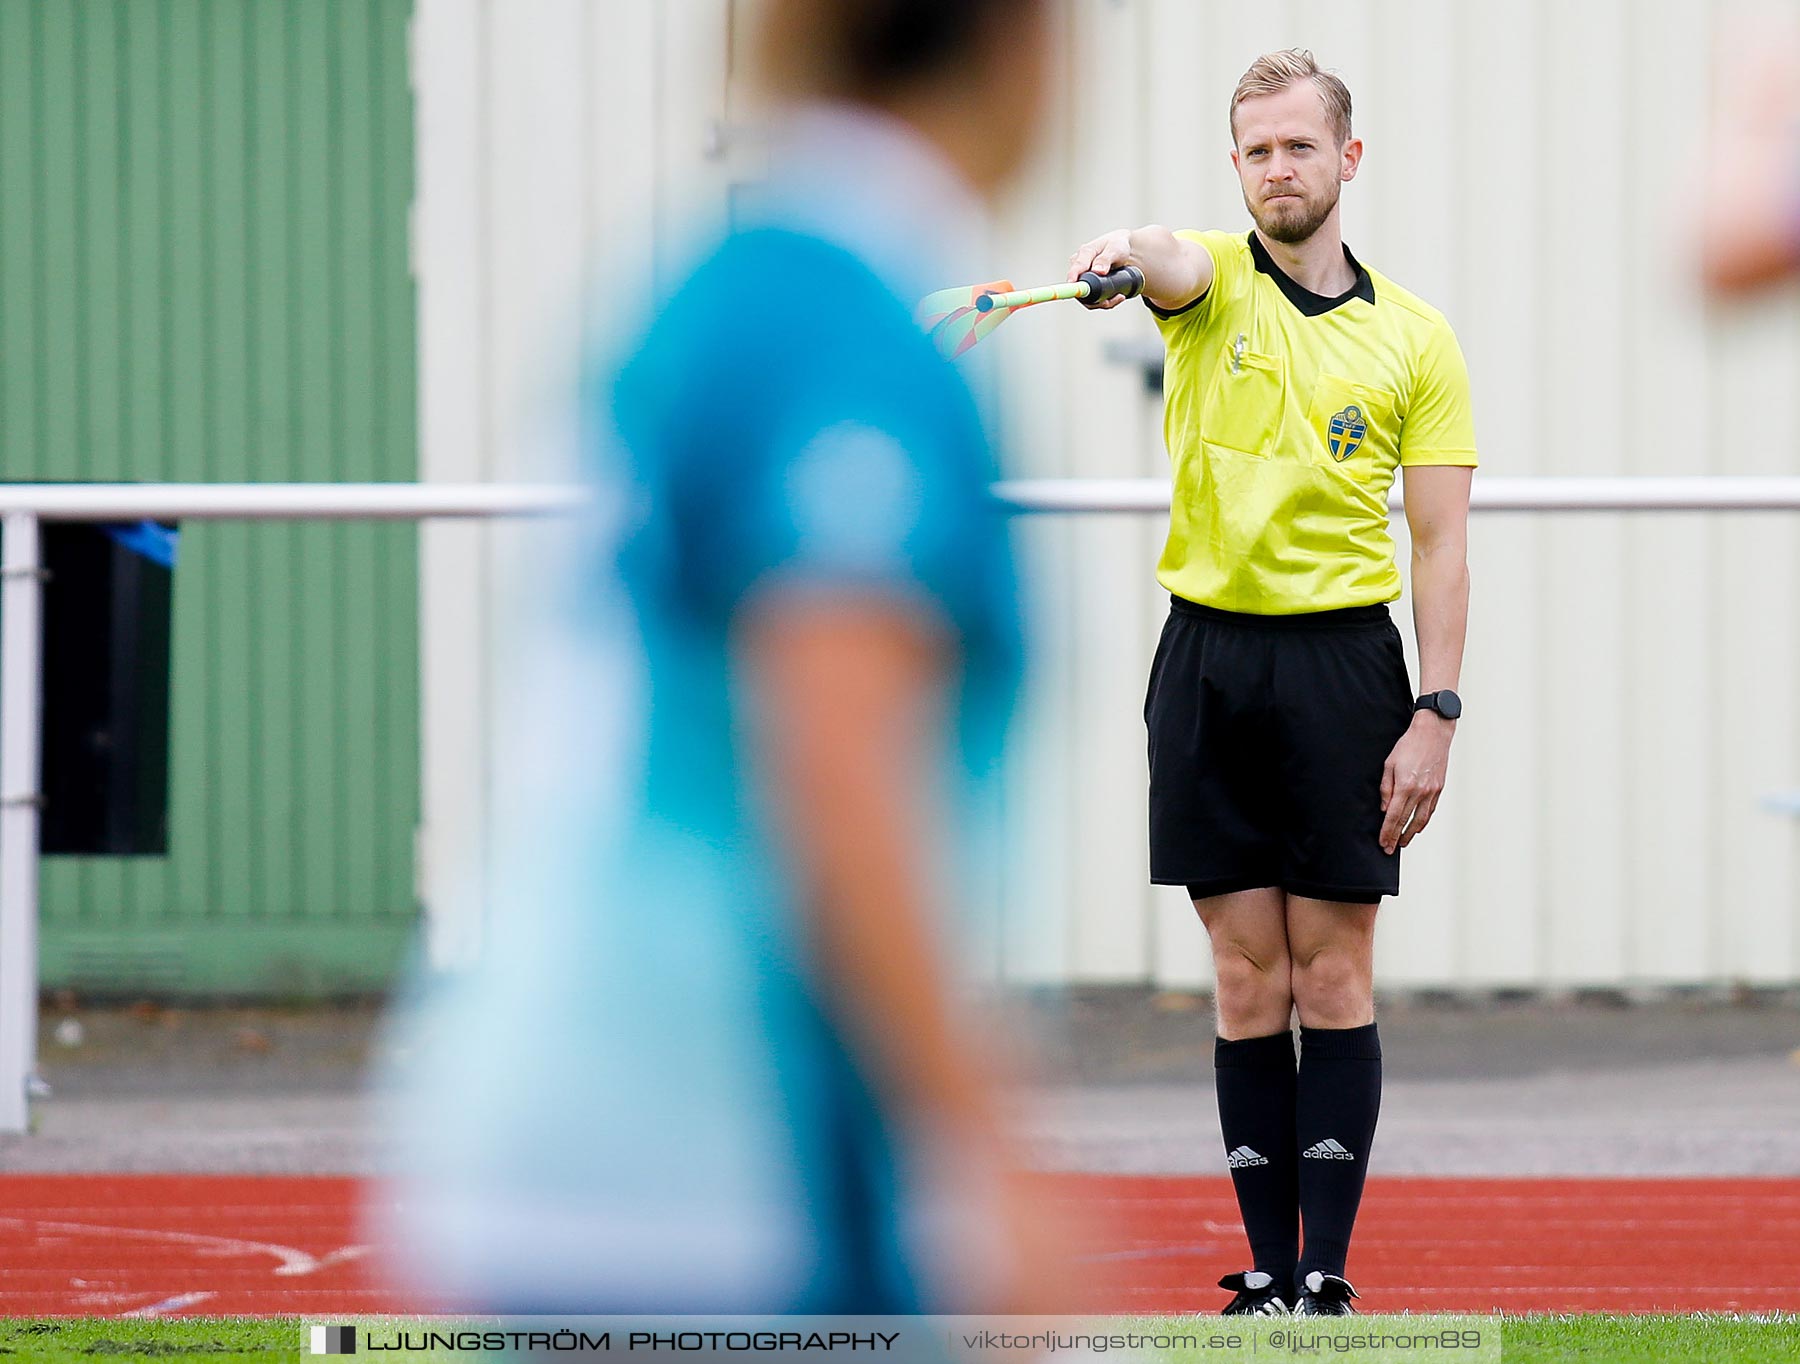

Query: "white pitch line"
<box><xmin>0</xmin><ymin>1216</ymin><xmax>362</xmax><ymax>1277</ymax></box>
<box><xmin>121</xmin><ymin>1291</ymin><xmax>218</xmax><ymax>1318</ymax></box>
<box><xmin>1077</xmin><ymin>1242</ymin><xmax>1220</xmax><ymax>1263</ymax></box>
<box><xmin>277</xmin><ymin>1244</ymin><xmax>373</xmax><ymax>1278</ymax></box>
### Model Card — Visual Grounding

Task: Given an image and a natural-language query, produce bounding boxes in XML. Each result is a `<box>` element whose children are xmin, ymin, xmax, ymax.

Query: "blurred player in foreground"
<box><xmin>1067</xmin><ymin>51</ymin><xmax>1477</xmax><ymax>1316</ymax></box>
<box><xmin>369</xmin><ymin>0</ymin><xmax>1062</xmax><ymax>1315</ymax></box>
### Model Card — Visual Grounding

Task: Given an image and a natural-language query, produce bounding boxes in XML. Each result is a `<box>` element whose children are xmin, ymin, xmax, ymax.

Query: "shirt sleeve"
<box><xmin>1145</xmin><ymin>229</ymin><xmax>1230</xmax><ymax>335</ymax></box>
<box><xmin>1399</xmin><ymin>320</ymin><xmax>1480</xmax><ymax>468</ymax></box>
<box><xmin>748</xmin><ymin>410</ymin><xmax>956</xmax><ymax>598</ymax></box>
<box><xmin>611</xmin><ymin>233</ymin><xmax>1012</xmax><ymax>641</ymax></box>
<box><xmin>692</xmin><ymin>321</ymin><xmax>999</xmax><ymax>630</ymax></box>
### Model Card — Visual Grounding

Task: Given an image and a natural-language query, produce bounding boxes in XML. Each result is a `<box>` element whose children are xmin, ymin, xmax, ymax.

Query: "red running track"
<box><xmin>0</xmin><ymin>1174</ymin><xmax>1795</xmax><ymax>1317</ymax></box>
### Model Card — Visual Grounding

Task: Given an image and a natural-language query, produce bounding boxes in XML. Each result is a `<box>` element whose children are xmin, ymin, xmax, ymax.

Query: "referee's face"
<box><xmin>1231</xmin><ymin>84</ymin><xmax>1360</xmax><ymax>245</ymax></box>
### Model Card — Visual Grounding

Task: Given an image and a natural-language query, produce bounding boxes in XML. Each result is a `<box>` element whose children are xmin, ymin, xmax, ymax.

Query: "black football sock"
<box><xmin>1295</xmin><ymin>1021</ymin><xmax>1382</xmax><ymax>1289</ymax></box>
<box><xmin>1214</xmin><ymin>1029</ymin><xmax>1299</xmax><ymax>1286</ymax></box>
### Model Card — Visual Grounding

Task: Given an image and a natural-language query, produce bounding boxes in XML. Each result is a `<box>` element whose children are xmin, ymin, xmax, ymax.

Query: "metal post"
<box><xmin>0</xmin><ymin>512</ymin><xmax>44</xmax><ymax>1134</ymax></box>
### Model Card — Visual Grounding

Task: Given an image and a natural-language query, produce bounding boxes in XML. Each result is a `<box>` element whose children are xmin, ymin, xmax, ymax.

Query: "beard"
<box><xmin>1247</xmin><ymin>180</ymin><xmax>1340</xmax><ymax>244</ymax></box>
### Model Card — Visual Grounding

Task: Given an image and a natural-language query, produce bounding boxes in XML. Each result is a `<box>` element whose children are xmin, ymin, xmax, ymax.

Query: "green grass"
<box><xmin>1498</xmin><ymin>1312</ymin><xmax>1800</xmax><ymax>1362</ymax></box>
<box><xmin>0</xmin><ymin>1317</ymin><xmax>302</xmax><ymax>1363</ymax></box>
<box><xmin>1135</xmin><ymin>1313</ymin><xmax>1800</xmax><ymax>1363</ymax></box>
<box><xmin>0</xmin><ymin>1315</ymin><xmax>1797</xmax><ymax>1363</ymax></box>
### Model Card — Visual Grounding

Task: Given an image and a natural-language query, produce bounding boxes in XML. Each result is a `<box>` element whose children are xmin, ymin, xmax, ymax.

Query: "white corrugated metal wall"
<box><xmin>413</xmin><ymin>0</ymin><xmax>1800</xmax><ymax>986</ymax></box>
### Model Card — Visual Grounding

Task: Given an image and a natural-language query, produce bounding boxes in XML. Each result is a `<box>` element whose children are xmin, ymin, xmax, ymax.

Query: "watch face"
<box><xmin>1436</xmin><ymin>690</ymin><xmax>1462</xmax><ymax>720</ymax></box>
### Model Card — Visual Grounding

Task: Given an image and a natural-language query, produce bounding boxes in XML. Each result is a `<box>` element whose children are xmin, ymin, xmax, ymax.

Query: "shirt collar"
<box><xmin>1248</xmin><ymin>230</ymin><xmax>1376</xmax><ymax>316</ymax></box>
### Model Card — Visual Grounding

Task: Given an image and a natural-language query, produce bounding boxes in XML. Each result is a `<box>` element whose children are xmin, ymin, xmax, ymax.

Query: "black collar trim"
<box><xmin>1248</xmin><ymin>231</ymin><xmax>1375</xmax><ymax>316</ymax></box>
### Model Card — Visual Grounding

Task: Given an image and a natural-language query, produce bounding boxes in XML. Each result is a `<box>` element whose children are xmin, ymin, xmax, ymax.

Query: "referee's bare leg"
<box><xmin>1287</xmin><ymin>896</ymin><xmax>1377</xmax><ymax>1030</ymax></box>
<box><xmin>1200</xmin><ymin>889</ymin><xmax>1293</xmax><ymax>1038</ymax></box>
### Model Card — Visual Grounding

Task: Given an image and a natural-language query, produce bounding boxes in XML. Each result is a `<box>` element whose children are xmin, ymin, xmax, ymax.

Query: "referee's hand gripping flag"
<box><xmin>1067</xmin><ymin>223</ymin><xmax>1215</xmax><ymax>315</ymax></box>
<box><xmin>1067</xmin><ymin>228</ymin><xmax>1140</xmax><ymax>309</ymax></box>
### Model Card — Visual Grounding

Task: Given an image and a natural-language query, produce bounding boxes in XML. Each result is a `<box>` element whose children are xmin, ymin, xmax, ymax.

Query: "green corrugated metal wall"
<box><xmin>0</xmin><ymin>0</ymin><xmax>418</xmax><ymax>996</ymax></box>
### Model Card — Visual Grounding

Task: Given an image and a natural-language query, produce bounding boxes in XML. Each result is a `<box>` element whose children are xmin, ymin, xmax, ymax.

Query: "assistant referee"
<box><xmin>1068</xmin><ymin>50</ymin><xmax>1476</xmax><ymax>1317</ymax></box>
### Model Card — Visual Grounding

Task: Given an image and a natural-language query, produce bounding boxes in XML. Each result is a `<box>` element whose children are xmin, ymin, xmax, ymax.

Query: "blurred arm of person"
<box><xmin>1700</xmin><ymin>36</ymin><xmax>1800</xmax><ymax>294</ymax></box>
<box><xmin>742</xmin><ymin>596</ymin><xmax>1064</xmax><ymax>1311</ymax></box>
<box><xmin>1066</xmin><ymin>225</ymin><xmax>1216</xmax><ymax>312</ymax></box>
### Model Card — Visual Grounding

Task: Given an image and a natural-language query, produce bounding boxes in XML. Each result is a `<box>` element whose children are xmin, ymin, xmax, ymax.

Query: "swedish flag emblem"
<box><xmin>1327</xmin><ymin>404</ymin><xmax>1367</xmax><ymax>461</ymax></box>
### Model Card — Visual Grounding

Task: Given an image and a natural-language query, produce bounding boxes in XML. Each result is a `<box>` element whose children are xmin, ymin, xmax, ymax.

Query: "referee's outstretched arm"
<box><xmin>1067</xmin><ymin>225</ymin><xmax>1215</xmax><ymax>313</ymax></box>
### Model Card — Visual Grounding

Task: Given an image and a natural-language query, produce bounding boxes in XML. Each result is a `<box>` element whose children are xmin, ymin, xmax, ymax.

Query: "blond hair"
<box><xmin>1230</xmin><ymin>50</ymin><xmax>1352</xmax><ymax>146</ymax></box>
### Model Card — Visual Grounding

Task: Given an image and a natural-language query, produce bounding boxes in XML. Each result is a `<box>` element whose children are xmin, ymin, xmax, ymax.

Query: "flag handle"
<box><xmin>976</xmin><ymin>265</ymin><xmax>1145</xmax><ymax>313</ymax></box>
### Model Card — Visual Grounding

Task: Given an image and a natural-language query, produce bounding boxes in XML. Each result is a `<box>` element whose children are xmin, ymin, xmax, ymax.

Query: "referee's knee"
<box><xmin>1212</xmin><ymin>945</ymin><xmax>1293</xmax><ymax>1036</ymax></box>
<box><xmin>1290</xmin><ymin>949</ymin><xmax>1374</xmax><ymax>1028</ymax></box>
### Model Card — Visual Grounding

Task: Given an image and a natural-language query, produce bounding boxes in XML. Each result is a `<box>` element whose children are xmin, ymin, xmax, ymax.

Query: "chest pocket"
<box><xmin>1307</xmin><ymin>374</ymin><xmax>1398</xmax><ymax>479</ymax></box>
<box><xmin>1201</xmin><ymin>343</ymin><xmax>1287</xmax><ymax>456</ymax></box>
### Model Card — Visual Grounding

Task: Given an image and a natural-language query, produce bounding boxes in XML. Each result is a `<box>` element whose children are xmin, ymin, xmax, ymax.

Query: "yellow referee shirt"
<box><xmin>1150</xmin><ymin>229</ymin><xmax>1477</xmax><ymax>614</ymax></box>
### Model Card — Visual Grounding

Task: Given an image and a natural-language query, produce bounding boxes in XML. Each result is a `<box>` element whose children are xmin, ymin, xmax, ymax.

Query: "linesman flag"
<box><xmin>915</xmin><ymin>278</ymin><xmax>1015</xmax><ymax>359</ymax></box>
<box><xmin>917</xmin><ymin>266</ymin><xmax>1145</xmax><ymax>359</ymax></box>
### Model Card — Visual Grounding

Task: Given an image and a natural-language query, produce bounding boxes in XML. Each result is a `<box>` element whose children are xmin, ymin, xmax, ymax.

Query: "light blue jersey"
<box><xmin>377</xmin><ymin>109</ymin><xmax>1023</xmax><ymax>1314</ymax></box>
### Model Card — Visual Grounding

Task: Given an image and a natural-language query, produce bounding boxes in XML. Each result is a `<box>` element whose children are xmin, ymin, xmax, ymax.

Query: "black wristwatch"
<box><xmin>1414</xmin><ymin>689</ymin><xmax>1462</xmax><ymax>721</ymax></box>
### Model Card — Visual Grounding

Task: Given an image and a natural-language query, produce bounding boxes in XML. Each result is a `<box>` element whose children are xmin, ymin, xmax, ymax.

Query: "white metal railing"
<box><xmin>5</xmin><ymin>474</ymin><xmax>1800</xmax><ymax>1133</ymax></box>
<box><xmin>0</xmin><ymin>483</ymin><xmax>587</xmax><ymax>520</ymax></box>
<box><xmin>993</xmin><ymin>475</ymin><xmax>1800</xmax><ymax>514</ymax></box>
<box><xmin>5</xmin><ymin>476</ymin><xmax>1800</xmax><ymax>521</ymax></box>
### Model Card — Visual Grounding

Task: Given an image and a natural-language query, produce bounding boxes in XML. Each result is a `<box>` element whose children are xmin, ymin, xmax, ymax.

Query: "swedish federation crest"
<box><xmin>1327</xmin><ymin>404</ymin><xmax>1367</xmax><ymax>461</ymax></box>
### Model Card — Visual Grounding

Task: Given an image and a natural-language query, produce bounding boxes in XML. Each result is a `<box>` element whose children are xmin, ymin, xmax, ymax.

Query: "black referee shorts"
<box><xmin>1145</xmin><ymin>595</ymin><xmax>1414</xmax><ymax>905</ymax></box>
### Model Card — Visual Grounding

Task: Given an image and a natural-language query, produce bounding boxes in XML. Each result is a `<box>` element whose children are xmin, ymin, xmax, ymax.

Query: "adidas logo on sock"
<box><xmin>1227</xmin><ymin>1145</ymin><xmax>1269</xmax><ymax>1168</ymax></box>
<box><xmin>1302</xmin><ymin>1138</ymin><xmax>1356</xmax><ymax>1161</ymax></box>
